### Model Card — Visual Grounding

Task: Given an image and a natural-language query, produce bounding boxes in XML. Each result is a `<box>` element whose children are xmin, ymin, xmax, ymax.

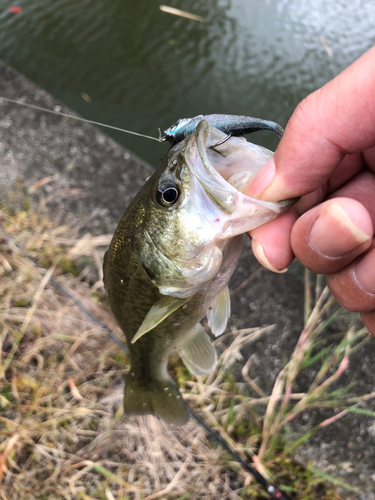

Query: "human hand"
<box><xmin>246</xmin><ymin>46</ymin><xmax>375</xmax><ymax>335</ymax></box>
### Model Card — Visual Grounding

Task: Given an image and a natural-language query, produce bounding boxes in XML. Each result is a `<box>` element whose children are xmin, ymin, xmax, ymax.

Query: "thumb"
<box><xmin>246</xmin><ymin>45</ymin><xmax>375</xmax><ymax>202</ymax></box>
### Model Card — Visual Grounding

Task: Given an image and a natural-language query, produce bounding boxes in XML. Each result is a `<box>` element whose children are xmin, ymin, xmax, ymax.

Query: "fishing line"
<box><xmin>0</xmin><ymin>96</ymin><xmax>162</xmax><ymax>142</ymax></box>
<box><xmin>188</xmin><ymin>408</ymin><xmax>289</xmax><ymax>500</ymax></box>
<box><xmin>0</xmin><ymin>225</ymin><xmax>291</xmax><ymax>500</ymax></box>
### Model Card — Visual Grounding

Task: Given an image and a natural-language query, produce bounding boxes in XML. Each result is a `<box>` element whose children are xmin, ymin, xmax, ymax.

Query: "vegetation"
<box><xmin>0</xmin><ymin>199</ymin><xmax>372</xmax><ymax>499</ymax></box>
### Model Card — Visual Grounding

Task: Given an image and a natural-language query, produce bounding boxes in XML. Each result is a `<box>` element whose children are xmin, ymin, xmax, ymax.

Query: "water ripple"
<box><xmin>0</xmin><ymin>0</ymin><xmax>374</xmax><ymax>163</ymax></box>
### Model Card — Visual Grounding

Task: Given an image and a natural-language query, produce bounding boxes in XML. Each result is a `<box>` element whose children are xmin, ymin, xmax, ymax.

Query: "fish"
<box><xmin>103</xmin><ymin>118</ymin><xmax>296</xmax><ymax>425</ymax></box>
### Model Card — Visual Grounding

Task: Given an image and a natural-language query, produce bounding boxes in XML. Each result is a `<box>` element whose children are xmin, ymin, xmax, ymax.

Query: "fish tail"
<box><xmin>124</xmin><ymin>375</ymin><xmax>189</xmax><ymax>426</ymax></box>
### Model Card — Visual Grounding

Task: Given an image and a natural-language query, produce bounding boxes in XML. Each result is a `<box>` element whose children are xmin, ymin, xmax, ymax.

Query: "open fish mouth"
<box><xmin>186</xmin><ymin>119</ymin><xmax>297</xmax><ymax>239</ymax></box>
<box><xmin>137</xmin><ymin>119</ymin><xmax>298</xmax><ymax>302</ymax></box>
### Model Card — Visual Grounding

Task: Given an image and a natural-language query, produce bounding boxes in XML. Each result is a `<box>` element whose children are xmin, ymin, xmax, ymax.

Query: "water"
<box><xmin>0</xmin><ymin>0</ymin><xmax>374</xmax><ymax>165</ymax></box>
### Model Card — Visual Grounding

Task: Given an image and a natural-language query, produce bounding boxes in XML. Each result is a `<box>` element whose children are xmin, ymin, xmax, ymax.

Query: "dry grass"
<box><xmin>0</xmin><ymin>198</ymin><xmax>371</xmax><ymax>500</ymax></box>
<box><xmin>0</xmin><ymin>209</ymin><xmax>241</xmax><ymax>500</ymax></box>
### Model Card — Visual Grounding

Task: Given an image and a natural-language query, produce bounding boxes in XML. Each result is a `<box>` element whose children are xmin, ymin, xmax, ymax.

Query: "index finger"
<box><xmin>246</xmin><ymin>45</ymin><xmax>375</xmax><ymax>202</ymax></box>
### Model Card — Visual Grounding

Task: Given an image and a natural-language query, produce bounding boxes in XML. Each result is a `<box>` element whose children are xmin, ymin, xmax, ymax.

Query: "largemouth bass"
<box><xmin>103</xmin><ymin>119</ymin><xmax>295</xmax><ymax>425</ymax></box>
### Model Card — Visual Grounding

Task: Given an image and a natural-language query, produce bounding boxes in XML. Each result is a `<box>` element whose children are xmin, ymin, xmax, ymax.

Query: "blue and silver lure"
<box><xmin>162</xmin><ymin>113</ymin><xmax>284</xmax><ymax>145</ymax></box>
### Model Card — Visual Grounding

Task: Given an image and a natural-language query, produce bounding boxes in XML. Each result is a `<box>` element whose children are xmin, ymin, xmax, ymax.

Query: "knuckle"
<box><xmin>289</xmin><ymin>92</ymin><xmax>320</xmax><ymax>134</ymax></box>
<box><xmin>326</xmin><ymin>272</ymin><xmax>375</xmax><ymax>312</ymax></box>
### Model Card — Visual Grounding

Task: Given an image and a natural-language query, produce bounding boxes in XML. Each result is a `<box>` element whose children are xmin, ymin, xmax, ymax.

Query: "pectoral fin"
<box><xmin>178</xmin><ymin>323</ymin><xmax>217</xmax><ymax>376</ymax></box>
<box><xmin>207</xmin><ymin>285</ymin><xmax>230</xmax><ymax>337</ymax></box>
<box><xmin>131</xmin><ymin>296</ymin><xmax>189</xmax><ymax>344</ymax></box>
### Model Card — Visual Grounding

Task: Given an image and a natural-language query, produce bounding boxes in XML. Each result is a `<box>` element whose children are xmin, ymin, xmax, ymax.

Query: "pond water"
<box><xmin>0</xmin><ymin>0</ymin><xmax>374</xmax><ymax>165</ymax></box>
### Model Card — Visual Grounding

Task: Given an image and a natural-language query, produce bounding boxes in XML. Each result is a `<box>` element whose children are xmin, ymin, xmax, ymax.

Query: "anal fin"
<box><xmin>207</xmin><ymin>285</ymin><xmax>230</xmax><ymax>337</ymax></box>
<box><xmin>178</xmin><ymin>323</ymin><xmax>217</xmax><ymax>376</ymax></box>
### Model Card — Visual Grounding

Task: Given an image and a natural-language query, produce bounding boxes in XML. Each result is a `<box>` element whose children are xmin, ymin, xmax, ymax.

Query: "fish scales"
<box><xmin>103</xmin><ymin>119</ymin><xmax>296</xmax><ymax>425</ymax></box>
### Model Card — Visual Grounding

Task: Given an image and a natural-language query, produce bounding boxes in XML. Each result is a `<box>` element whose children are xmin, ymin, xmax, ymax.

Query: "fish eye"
<box><xmin>156</xmin><ymin>183</ymin><xmax>180</xmax><ymax>207</ymax></box>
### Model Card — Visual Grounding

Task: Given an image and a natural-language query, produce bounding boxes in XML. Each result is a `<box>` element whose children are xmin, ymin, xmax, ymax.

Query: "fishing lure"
<box><xmin>162</xmin><ymin>113</ymin><xmax>284</xmax><ymax>145</ymax></box>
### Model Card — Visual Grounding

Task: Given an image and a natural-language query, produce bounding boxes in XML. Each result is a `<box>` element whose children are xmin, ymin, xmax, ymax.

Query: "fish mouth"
<box><xmin>187</xmin><ymin>120</ymin><xmax>298</xmax><ymax>239</ymax></box>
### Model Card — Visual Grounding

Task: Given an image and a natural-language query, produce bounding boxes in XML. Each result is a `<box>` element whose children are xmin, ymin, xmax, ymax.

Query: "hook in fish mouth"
<box><xmin>210</xmin><ymin>133</ymin><xmax>232</xmax><ymax>148</ymax></box>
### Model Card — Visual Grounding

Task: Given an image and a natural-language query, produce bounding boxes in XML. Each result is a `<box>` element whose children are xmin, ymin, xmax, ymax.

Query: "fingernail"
<box><xmin>251</xmin><ymin>239</ymin><xmax>288</xmax><ymax>273</ymax></box>
<box><xmin>354</xmin><ymin>249</ymin><xmax>375</xmax><ymax>294</ymax></box>
<box><xmin>310</xmin><ymin>202</ymin><xmax>371</xmax><ymax>257</ymax></box>
<box><xmin>245</xmin><ymin>158</ymin><xmax>275</xmax><ymax>199</ymax></box>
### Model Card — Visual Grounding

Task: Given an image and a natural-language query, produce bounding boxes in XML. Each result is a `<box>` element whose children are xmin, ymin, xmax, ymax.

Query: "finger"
<box><xmin>363</xmin><ymin>144</ymin><xmax>375</xmax><ymax>172</ymax></box>
<box><xmin>292</xmin><ymin>154</ymin><xmax>369</xmax><ymax>216</ymax></box>
<box><xmin>360</xmin><ymin>311</ymin><xmax>375</xmax><ymax>337</ymax></box>
<box><xmin>248</xmin><ymin>168</ymin><xmax>375</xmax><ymax>273</ymax></box>
<box><xmin>327</xmin><ymin>153</ymin><xmax>366</xmax><ymax>192</ymax></box>
<box><xmin>291</xmin><ymin>153</ymin><xmax>365</xmax><ymax>216</ymax></box>
<box><xmin>246</xmin><ymin>46</ymin><xmax>375</xmax><ymax>202</ymax></box>
<box><xmin>291</xmin><ymin>198</ymin><xmax>373</xmax><ymax>275</ymax></box>
<box><xmin>326</xmin><ymin>244</ymin><xmax>375</xmax><ymax>313</ymax></box>
<box><xmin>327</xmin><ymin>168</ymin><xmax>375</xmax><ymax>221</ymax></box>
<box><xmin>248</xmin><ymin>210</ymin><xmax>297</xmax><ymax>272</ymax></box>
<box><xmin>292</xmin><ymin>184</ymin><xmax>327</xmax><ymax>216</ymax></box>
